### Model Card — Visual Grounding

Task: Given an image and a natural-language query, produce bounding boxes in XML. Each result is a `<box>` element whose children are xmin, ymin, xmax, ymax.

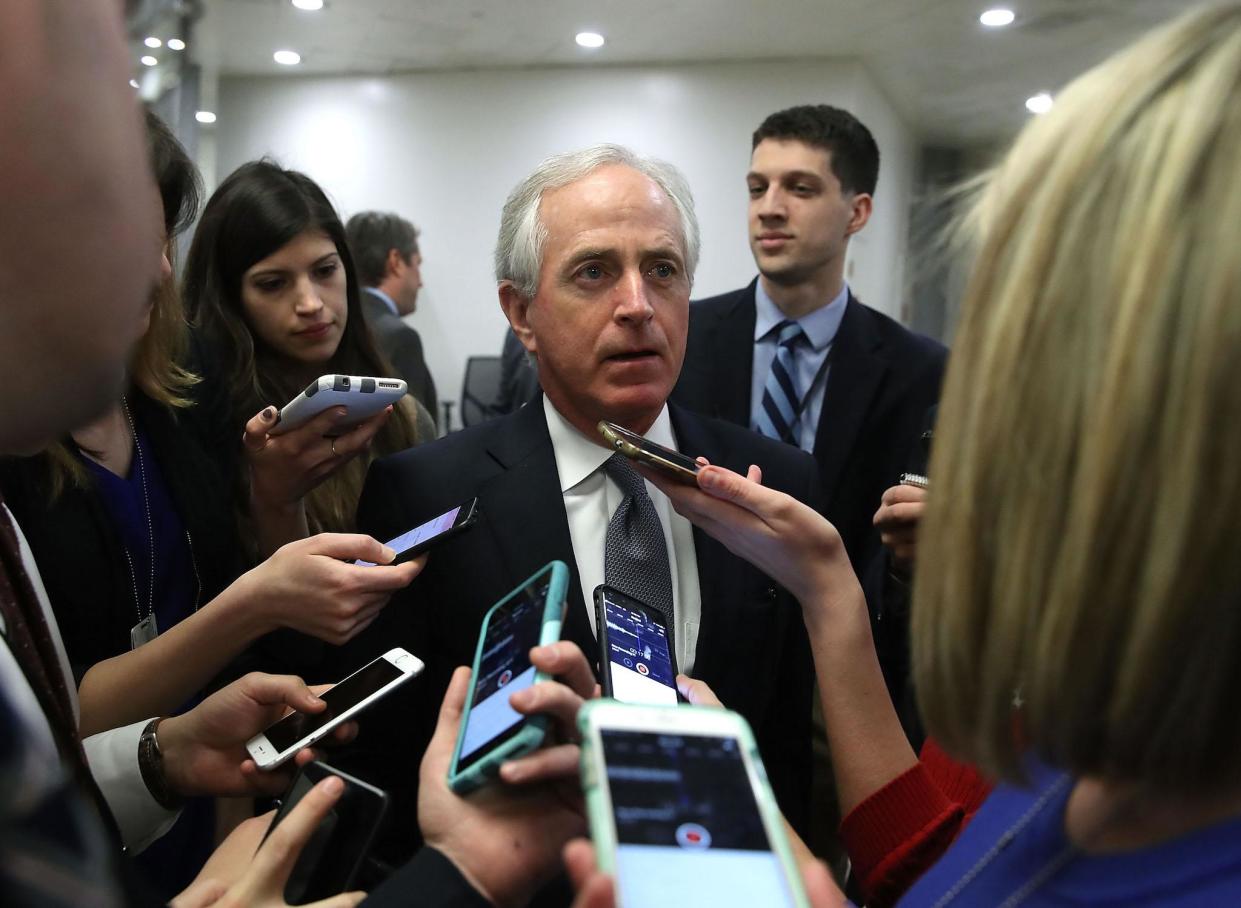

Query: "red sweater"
<box><xmin>838</xmin><ymin>738</ymin><xmax>992</xmax><ymax>907</ymax></box>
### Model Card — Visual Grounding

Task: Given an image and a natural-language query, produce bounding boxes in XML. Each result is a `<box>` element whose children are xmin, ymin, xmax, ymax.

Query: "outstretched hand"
<box><xmin>642</xmin><ymin>462</ymin><xmax>853</xmax><ymax>609</ymax></box>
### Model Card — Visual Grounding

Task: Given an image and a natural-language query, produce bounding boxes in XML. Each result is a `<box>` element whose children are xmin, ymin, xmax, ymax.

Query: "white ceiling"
<box><xmin>182</xmin><ymin>0</ymin><xmax>1195</xmax><ymax>145</ymax></box>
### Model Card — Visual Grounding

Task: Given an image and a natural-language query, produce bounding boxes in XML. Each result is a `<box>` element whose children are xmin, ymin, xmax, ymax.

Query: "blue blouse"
<box><xmin>899</xmin><ymin>761</ymin><xmax>1241</xmax><ymax>906</ymax></box>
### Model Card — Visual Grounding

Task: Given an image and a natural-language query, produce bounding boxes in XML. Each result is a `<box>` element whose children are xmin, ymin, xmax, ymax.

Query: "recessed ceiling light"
<box><xmin>140</xmin><ymin>55</ymin><xmax>158</xmax><ymax>67</ymax></box>
<box><xmin>1025</xmin><ymin>92</ymin><xmax>1053</xmax><ymax>114</ymax></box>
<box><xmin>273</xmin><ymin>49</ymin><xmax>302</xmax><ymax>65</ymax></box>
<box><xmin>980</xmin><ymin>8</ymin><xmax>1016</xmax><ymax>28</ymax></box>
<box><xmin>575</xmin><ymin>31</ymin><xmax>605</xmax><ymax>49</ymax></box>
<box><xmin>292</xmin><ymin>0</ymin><xmax>324</xmax><ymax>9</ymax></box>
<box><xmin>167</xmin><ymin>38</ymin><xmax>186</xmax><ymax>51</ymax></box>
<box><xmin>129</xmin><ymin>79</ymin><xmax>140</xmax><ymax>88</ymax></box>
<box><xmin>144</xmin><ymin>36</ymin><xmax>162</xmax><ymax>48</ymax></box>
<box><xmin>196</xmin><ymin>111</ymin><xmax>217</xmax><ymax>124</ymax></box>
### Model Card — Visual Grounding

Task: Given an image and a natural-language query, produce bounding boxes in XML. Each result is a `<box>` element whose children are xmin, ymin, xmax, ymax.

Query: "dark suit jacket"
<box><xmin>361</xmin><ymin>290</ymin><xmax>438</xmax><ymax>421</ymax></box>
<box><xmin>673</xmin><ymin>280</ymin><xmax>947</xmax><ymax>573</ymax></box>
<box><xmin>332</xmin><ymin>398</ymin><xmax>817</xmax><ymax>864</ymax></box>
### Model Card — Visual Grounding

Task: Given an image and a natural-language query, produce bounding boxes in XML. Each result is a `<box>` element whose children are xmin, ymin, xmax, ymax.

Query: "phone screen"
<box><xmin>263</xmin><ymin>658</ymin><xmax>405</xmax><ymax>754</ymax></box>
<box><xmin>356</xmin><ymin>505</ymin><xmax>463</xmax><ymax>566</ymax></box>
<box><xmin>456</xmin><ymin>579</ymin><xmax>550</xmax><ymax>769</ymax></box>
<box><xmin>601</xmin><ymin>592</ymin><xmax>677</xmax><ymax>706</ymax></box>
<box><xmin>601</xmin><ymin>729</ymin><xmax>797</xmax><ymax>907</ymax></box>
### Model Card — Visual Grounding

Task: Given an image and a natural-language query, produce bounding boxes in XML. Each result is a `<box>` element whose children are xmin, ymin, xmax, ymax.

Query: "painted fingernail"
<box><xmin>262</xmin><ymin>406</ymin><xmax>275</xmax><ymax>420</ymax></box>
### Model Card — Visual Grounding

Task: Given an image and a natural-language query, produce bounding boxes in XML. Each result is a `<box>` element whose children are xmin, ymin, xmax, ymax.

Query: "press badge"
<box><xmin>130</xmin><ymin>614</ymin><xmax>159</xmax><ymax>649</ymax></box>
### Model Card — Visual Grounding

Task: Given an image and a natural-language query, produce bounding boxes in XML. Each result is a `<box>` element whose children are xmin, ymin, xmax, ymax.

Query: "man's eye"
<box><xmin>578</xmin><ymin>264</ymin><xmax>605</xmax><ymax>281</ymax></box>
<box><xmin>649</xmin><ymin>262</ymin><xmax>677</xmax><ymax>279</ymax></box>
<box><xmin>747</xmin><ymin>184</ymin><xmax>765</xmax><ymax>198</ymax></box>
<box><xmin>793</xmin><ymin>184</ymin><xmax>816</xmax><ymax>196</ymax></box>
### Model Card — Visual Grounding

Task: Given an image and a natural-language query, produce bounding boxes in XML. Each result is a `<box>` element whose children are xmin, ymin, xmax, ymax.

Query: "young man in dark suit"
<box><xmin>337</xmin><ymin>145</ymin><xmax>819</xmax><ymax>868</ymax></box>
<box><xmin>346</xmin><ymin>211</ymin><xmax>439</xmax><ymax>421</ymax></box>
<box><xmin>672</xmin><ymin>105</ymin><xmax>946</xmax><ymax>575</ymax></box>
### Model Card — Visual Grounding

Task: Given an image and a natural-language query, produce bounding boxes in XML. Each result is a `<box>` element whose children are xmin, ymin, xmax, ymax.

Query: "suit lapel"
<box><xmin>813</xmin><ymin>296</ymin><xmax>887</xmax><ymax>499</ymax></box>
<box><xmin>475</xmin><ymin>401</ymin><xmax>594</xmax><ymax>661</ymax></box>
<box><xmin>702</xmin><ymin>284</ymin><xmax>758</xmax><ymax>425</ymax></box>
<box><xmin>668</xmin><ymin>405</ymin><xmax>753</xmax><ymax>683</ymax></box>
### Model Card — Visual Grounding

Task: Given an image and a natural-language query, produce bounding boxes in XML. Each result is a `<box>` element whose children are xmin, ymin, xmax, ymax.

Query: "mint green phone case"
<box><xmin>577</xmin><ymin>701</ymin><xmax>810</xmax><ymax>908</ymax></box>
<box><xmin>446</xmin><ymin>560</ymin><xmax>569</xmax><ymax>793</ymax></box>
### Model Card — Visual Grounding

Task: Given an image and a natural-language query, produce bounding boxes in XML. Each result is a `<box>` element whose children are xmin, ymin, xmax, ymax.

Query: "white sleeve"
<box><xmin>83</xmin><ymin>719</ymin><xmax>180</xmax><ymax>854</ymax></box>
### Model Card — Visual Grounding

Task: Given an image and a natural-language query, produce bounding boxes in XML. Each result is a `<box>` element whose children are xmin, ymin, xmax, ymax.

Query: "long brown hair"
<box><xmin>182</xmin><ymin>160</ymin><xmax>419</xmax><ymax>533</ymax></box>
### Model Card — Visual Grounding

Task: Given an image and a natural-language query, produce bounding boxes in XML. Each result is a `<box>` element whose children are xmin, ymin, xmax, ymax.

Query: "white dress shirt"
<box><xmin>542</xmin><ymin>397</ymin><xmax>702</xmax><ymax>674</ymax></box>
<box><xmin>1</xmin><ymin>505</ymin><xmax>177</xmax><ymax>853</ymax></box>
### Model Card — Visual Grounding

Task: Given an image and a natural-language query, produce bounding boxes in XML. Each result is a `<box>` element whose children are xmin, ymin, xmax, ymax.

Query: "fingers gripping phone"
<box><xmin>578</xmin><ymin>702</ymin><xmax>810</xmax><ymax>908</ymax></box>
<box><xmin>265</xmin><ymin>761</ymin><xmax>389</xmax><ymax>904</ymax></box>
<box><xmin>447</xmin><ymin>560</ymin><xmax>570</xmax><ymax>793</ymax></box>
<box><xmin>594</xmin><ymin>585</ymin><xmax>680</xmax><ymax>706</ymax></box>
<box><xmin>598</xmin><ymin>421</ymin><xmax>701</xmax><ymax>484</ymax></box>
<box><xmin>246</xmin><ymin>648</ymin><xmax>424</xmax><ymax>770</ymax></box>
<box><xmin>355</xmin><ymin>498</ymin><xmax>480</xmax><ymax>566</ymax></box>
<box><xmin>271</xmin><ymin>374</ymin><xmax>407</xmax><ymax>435</ymax></box>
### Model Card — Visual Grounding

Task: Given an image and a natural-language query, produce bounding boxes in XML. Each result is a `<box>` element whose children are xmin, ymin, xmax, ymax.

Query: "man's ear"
<box><xmin>845</xmin><ymin>193</ymin><xmax>873</xmax><ymax>238</ymax></box>
<box><xmin>499</xmin><ymin>283</ymin><xmax>537</xmax><ymax>354</ymax></box>
<box><xmin>384</xmin><ymin>247</ymin><xmax>404</xmax><ymax>279</ymax></box>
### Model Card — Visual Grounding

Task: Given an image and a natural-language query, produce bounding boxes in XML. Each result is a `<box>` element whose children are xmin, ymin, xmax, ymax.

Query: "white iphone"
<box><xmin>246</xmin><ymin>648</ymin><xmax>424</xmax><ymax>770</ymax></box>
<box><xmin>271</xmin><ymin>374</ymin><xmax>407</xmax><ymax>435</ymax></box>
<box><xmin>578</xmin><ymin>701</ymin><xmax>810</xmax><ymax>908</ymax></box>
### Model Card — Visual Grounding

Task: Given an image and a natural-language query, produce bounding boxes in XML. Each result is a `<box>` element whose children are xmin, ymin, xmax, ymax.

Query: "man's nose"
<box><xmin>614</xmin><ymin>270</ymin><xmax>655</xmax><ymax>322</ymax></box>
<box><xmin>756</xmin><ymin>187</ymin><xmax>786</xmax><ymax>220</ymax></box>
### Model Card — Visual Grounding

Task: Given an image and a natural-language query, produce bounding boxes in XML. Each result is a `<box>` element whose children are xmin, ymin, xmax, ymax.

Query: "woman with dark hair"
<box><xmin>0</xmin><ymin>113</ymin><xmax>422</xmax><ymax>900</ymax></box>
<box><xmin>183</xmin><ymin>161</ymin><xmax>434</xmax><ymax>554</ymax></box>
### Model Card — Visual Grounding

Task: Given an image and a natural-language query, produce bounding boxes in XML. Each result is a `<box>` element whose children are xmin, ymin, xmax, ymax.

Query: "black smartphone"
<box><xmin>264</xmin><ymin>761</ymin><xmax>389</xmax><ymax>904</ymax></box>
<box><xmin>597</xmin><ymin>421</ymin><xmax>701</xmax><ymax>484</ymax></box>
<box><xmin>594</xmin><ymin>585</ymin><xmax>681</xmax><ymax>706</ymax></box>
<box><xmin>356</xmin><ymin>498</ymin><xmax>479</xmax><ymax>566</ymax></box>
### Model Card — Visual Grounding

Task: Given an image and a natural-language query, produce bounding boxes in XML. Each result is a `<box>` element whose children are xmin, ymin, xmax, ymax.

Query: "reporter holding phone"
<box><xmin>182</xmin><ymin>161</ymin><xmax>435</xmax><ymax>556</ymax></box>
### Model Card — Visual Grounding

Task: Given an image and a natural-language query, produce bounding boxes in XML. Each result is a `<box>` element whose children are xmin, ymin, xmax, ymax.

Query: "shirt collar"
<box><xmin>753</xmin><ymin>279</ymin><xmax>850</xmax><ymax>352</ymax></box>
<box><xmin>543</xmin><ymin>396</ymin><xmax>678</xmax><ymax>493</ymax></box>
<box><xmin>364</xmin><ymin>286</ymin><xmax>399</xmax><ymax>316</ymax></box>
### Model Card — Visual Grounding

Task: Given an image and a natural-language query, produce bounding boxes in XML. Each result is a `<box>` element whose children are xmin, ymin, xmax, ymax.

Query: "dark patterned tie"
<box><xmin>602</xmin><ymin>454</ymin><xmax>676</xmax><ymax>651</ymax></box>
<box><xmin>755</xmin><ymin>320</ymin><xmax>806</xmax><ymax>445</ymax></box>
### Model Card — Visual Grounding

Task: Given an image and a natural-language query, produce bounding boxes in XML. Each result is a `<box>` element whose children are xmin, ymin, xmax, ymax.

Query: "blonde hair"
<box><xmin>913</xmin><ymin>4</ymin><xmax>1241</xmax><ymax>794</ymax></box>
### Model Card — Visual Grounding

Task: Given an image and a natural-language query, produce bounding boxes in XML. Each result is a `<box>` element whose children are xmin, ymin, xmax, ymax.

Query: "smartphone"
<box><xmin>271</xmin><ymin>374</ymin><xmax>407</xmax><ymax>435</ymax></box>
<box><xmin>264</xmin><ymin>761</ymin><xmax>388</xmax><ymax>904</ymax></box>
<box><xmin>598</xmin><ymin>421</ymin><xmax>700</xmax><ymax>484</ymax></box>
<box><xmin>246</xmin><ymin>647</ymin><xmax>424</xmax><ymax>770</ymax></box>
<box><xmin>447</xmin><ymin>560</ymin><xmax>570</xmax><ymax>793</ymax></box>
<box><xmin>578</xmin><ymin>701</ymin><xmax>809</xmax><ymax>908</ymax></box>
<box><xmin>355</xmin><ymin>498</ymin><xmax>479</xmax><ymax>566</ymax></box>
<box><xmin>594</xmin><ymin>585</ymin><xmax>680</xmax><ymax>706</ymax></box>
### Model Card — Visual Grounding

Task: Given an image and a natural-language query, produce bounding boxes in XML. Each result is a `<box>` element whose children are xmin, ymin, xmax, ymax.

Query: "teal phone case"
<box><xmin>446</xmin><ymin>560</ymin><xmax>569</xmax><ymax>793</ymax></box>
<box><xmin>577</xmin><ymin>701</ymin><xmax>810</xmax><ymax>908</ymax></box>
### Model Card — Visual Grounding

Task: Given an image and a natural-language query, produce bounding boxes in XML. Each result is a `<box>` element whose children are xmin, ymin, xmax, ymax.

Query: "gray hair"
<box><xmin>494</xmin><ymin>144</ymin><xmax>700</xmax><ymax>298</ymax></box>
<box><xmin>345</xmin><ymin>211</ymin><xmax>420</xmax><ymax>287</ymax></box>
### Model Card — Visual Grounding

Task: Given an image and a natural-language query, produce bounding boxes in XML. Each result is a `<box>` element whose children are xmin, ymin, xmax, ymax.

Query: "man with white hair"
<box><xmin>339</xmin><ymin>144</ymin><xmax>820</xmax><ymax>862</ymax></box>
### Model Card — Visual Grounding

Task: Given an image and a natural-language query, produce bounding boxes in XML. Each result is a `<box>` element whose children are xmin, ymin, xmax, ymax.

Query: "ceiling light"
<box><xmin>273</xmin><ymin>49</ymin><xmax>302</xmax><ymax>65</ymax></box>
<box><xmin>575</xmin><ymin>32</ymin><xmax>605</xmax><ymax>49</ymax></box>
<box><xmin>129</xmin><ymin>79</ymin><xmax>140</xmax><ymax>88</ymax></box>
<box><xmin>140</xmin><ymin>55</ymin><xmax>158</xmax><ymax>67</ymax></box>
<box><xmin>144</xmin><ymin>36</ymin><xmax>162</xmax><ymax>48</ymax></box>
<box><xmin>196</xmin><ymin>111</ymin><xmax>217</xmax><ymax>124</ymax></box>
<box><xmin>292</xmin><ymin>0</ymin><xmax>324</xmax><ymax>9</ymax></box>
<box><xmin>167</xmin><ymin>38</ymin><xmax>186</xmax><ymax>51</ymax></box>
<box><xmin>1025</xmin><ymin>92</ymin><xmax>1053</xmax><ymax>114</ymax></box>
<box><xmin>980</xmin><ymin>8</ymin><xmax>1016</xmax><ymax>28</ymax></box>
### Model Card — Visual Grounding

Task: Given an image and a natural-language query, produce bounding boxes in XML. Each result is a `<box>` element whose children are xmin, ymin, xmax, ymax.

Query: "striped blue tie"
<box><xmin>755</xmin><ymin>320</ymin><xmax>805</xmax><ymax>445</ymax></box>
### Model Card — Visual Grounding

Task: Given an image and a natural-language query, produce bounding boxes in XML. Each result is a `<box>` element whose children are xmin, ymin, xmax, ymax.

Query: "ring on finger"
<box><xmin>330</xmin><ymin>437</ymin><xmax>338</xmax><ymax>457</ymax></box>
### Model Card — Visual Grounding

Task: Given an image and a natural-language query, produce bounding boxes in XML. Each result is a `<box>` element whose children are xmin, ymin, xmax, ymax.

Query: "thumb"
<box><xmin>305</xmin><ymin>532</ymin><xmax>397</xmax><ymax>564</ymax></box>
<box><xmin>242</xmin><ymin>406</ymin><xmax>279</xmax><ymax>453</ymax></box>
<box><xmin>695</xmin><ymin>465</ymin><xmax>764</xmax><ymax>514</ymax></box>
<box><xmin>240</xmin><ymin>672</ymin><xmax>324</xmax><ymax>713</ymax></box>
<box><xmin>676</xmin><ymin>674</ymin><xmax>724</xmax><ymax>708</ymax></box>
